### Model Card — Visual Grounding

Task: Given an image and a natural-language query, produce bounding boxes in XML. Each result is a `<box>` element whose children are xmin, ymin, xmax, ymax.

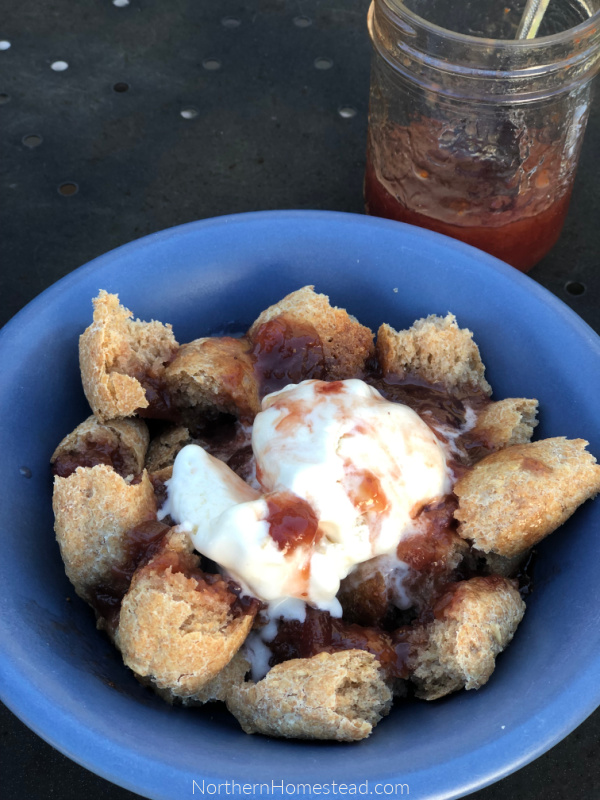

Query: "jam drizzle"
<box><xmin>265</xmin><ymin>492</ymin><xmax>322</xmax><ymax>554</ymax></box>
<box><xmin>52</xmin><ymin>438</ymin><xmax>129</xmax><ymax>479</ymax></box>
<box><xmin>251</xmin><ymin>314</ymin><xmax>327</xmax><ymax>398</ymax></box>
<box><xmin>267</xmin><ymin>606</ymin><xmax>411</xmax><ymax>680</ymax></box>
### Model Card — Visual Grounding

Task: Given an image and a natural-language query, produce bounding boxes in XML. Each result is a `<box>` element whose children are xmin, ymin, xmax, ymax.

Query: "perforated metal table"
<box><xmin>1</xmin><ymin>1</ymin><xmax>599</xmax><ymax>799</ymax></box>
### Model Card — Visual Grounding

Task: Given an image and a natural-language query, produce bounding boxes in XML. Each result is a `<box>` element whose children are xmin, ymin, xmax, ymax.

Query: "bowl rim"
<box><xmin>1</xmin><ymin>209</ymin><xmax>600</xmax><ymax>800</ymax></box>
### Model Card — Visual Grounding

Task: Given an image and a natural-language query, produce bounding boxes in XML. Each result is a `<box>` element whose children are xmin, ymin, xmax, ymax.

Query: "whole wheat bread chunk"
<box><xmin>145</xmin><ymin>425</ymin><xmax>193</xmax><ymax>472</ymax></box>
<box><xmin>164</xmin><ymin>337</ymin><xmax>260</xmax><ymax>421</ymax></box>
<box><xmin>51</xmin><ymin>415</ymin><xmax>149</xmax><ymax>478</ymax></box>
<box><xmin>53</xmin><ymin>464</ymin><xmax>156</xmax><ymax>605</ymax></box>
<box><xmin>410</xmin><ymin>576</ymin><xmax>525</xmax><ymax>700</ymax></box>
<box><xmin>248</xmin><ymin>286</ymin><xmax>375</xmax><ymax>379</ymax></box>
<box><xmin>376</xmin><ymin>314</ymin><xmax>491</xmax><ymax>395</ymax></box>
<box><xmin>79</xmin><ymin>291</ymin><xmax>178</xmax><ymax>422</ymax></box>
<box><xmin>116</xmin><ymin>531</ymin><xmax>254</xmax><ymax>702</ymax></box>
<box><xmin>469</xmin><ymin>399</ymin><xmax>538</xmax><ymax>458</ymax></box>
<box><xmin>226</xmin><ymin>650</ymin><xmax>392</xmax><ymax>741</ymax></box>
<box><xmin>455</xmin><ymin>438</ymin><xmax>600</xmax><ymax>557</ymax></box>
<box><xmin>151</xmin><ymin>652</ymin><xmax>250</xmax><ymax>706</ymax></box>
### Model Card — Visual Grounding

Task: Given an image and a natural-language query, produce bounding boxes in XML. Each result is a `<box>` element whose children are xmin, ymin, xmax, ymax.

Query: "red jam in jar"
<box><xmin>365</xmin><ymin>0</ymin><xmax>599</xmax><ymax>272</ymax></box>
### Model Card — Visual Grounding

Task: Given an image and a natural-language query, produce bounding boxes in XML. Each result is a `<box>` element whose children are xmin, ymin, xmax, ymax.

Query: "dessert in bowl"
<box><xmin>1</xmin><ymin>211</ymin><xmax>600</xmax><ymax>799</ymax></box>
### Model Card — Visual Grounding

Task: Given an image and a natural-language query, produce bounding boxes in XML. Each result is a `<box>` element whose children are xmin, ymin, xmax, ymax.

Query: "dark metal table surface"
<box><xmin>1</xmin><ymin>1</ymin><xmax>599</xmax><ymax>799</ymax></box>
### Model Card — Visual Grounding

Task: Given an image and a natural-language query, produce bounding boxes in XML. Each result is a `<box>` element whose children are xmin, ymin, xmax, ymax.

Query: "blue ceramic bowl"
<box><xmin>1</xmin><ymin>211</ymin><xmax>600</xmax><ymax>800</ymax></box>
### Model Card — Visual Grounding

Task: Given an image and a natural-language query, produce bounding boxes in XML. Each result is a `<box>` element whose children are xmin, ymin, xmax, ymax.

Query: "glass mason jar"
<box><xmin>365</xmin><ymin>0</ymin><xmax>600</xmax><ymax>271</ymax></box>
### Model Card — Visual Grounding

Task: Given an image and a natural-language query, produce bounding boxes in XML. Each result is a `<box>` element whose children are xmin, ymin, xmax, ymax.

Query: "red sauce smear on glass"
<box><xmin>365</xmin><ymin>156</ymin><xmax>572</xmax><ymax>273</ymax></box>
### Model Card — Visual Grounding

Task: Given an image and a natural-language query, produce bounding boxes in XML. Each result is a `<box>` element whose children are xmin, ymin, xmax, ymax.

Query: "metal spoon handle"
<box><xmin>516</xmin><ymin>0</ymin><xmax>552</xmax><ymax>39</ymax></box>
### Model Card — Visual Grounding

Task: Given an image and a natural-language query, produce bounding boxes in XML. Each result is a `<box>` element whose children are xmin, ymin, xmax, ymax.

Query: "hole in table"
<box><xmin>203</xmin><ymin>58</ymin><xmax>221</xmax><ymax>71</ymax></box>
<box><xmin>293</xmin><ymin>16</ymin><xmax>312</xmax><ymax>27</ymax></box>
<box><xmin>58</xmin><ymin>182</ymin><xmax>79</xmax><ymax>196</ymax></box>
<box><xmin>338</xmin><ymin>106</ymin><xmax>357</xmax><ymax>119</ymax></box>
<box><xmin>23</xmin><ymin>134</ymin><xmax>43</xmax><ymax>148</ymax></box>
<box><xmin>565</xmin><ymin>281</ymin><xmax>586</xmax><ymax>296</ymax></box>
<box><xmin>0</xmin><ymin>93</ymin><xmax>10</xmax><ymax>104</ymax></box>
<box><xmin>221</xmin><ymin>16</ymin><xmax>241</xmax><ymax>28</ymax></box>
<box><xmin>51</xmin><ymin>61</ymin><xmax>69</xmax><ymax>71</ymax></box>
<box><xmin>0</xmin><ymin>41</ymin><xmax>11</xmax><ymax>50</ymax></box>
<box><xmin>314</xmin><ymin>57</ymin><xmax>333</xmax><ymax>70</ymax></box>
<box><xmin>180</xmin><ymin>107</ymin><xmax>199</xmax><ymax>119</ymax></box>
<box><xmin>20</xmin><ymin>466</ymin><xmax>32</xmax><ymax>478</ymax></box>
<box><xmin>113</xmin><ymin>82</ymin><xmax>129</xmax><ymax>92</ymax></box>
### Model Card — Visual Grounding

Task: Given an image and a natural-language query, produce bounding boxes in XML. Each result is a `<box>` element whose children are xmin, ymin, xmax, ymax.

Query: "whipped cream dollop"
<box><xmin>162</xmin><ymin>379</ymin><xmax>452</xmax><ymax>618</ymax></box>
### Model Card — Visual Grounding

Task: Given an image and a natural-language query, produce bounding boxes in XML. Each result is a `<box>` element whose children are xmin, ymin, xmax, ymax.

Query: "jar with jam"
<box><xmin>365</xmin><ymin>0</ymin><xmax>600</xmax><ymax>271</ymax></box>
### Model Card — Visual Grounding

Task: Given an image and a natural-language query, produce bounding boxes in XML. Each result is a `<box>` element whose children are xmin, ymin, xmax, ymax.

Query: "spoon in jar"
<box><xmin>516</xmin><ymin>0</ymin><xmax>552</xmax><ymax>38</ymax></box>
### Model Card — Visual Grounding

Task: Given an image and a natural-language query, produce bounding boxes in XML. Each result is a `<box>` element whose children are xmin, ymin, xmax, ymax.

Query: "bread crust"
<box><xmin>51</xmin><ymin>415</ymin><xmax>149</xmax><ymax>477</ymax></box>
<box><xmin>248</xmin><ymin>286</ymin><xmax>375</xmax><ymax>379</ymax></box>
<box><xmin>116</xmin><ymin>545</ymin><xmax>254</xmax><ymax>700</ymax></box>
<box><xmin>410</xmin><ymin>576</ymin><xmax>525</xmax><ymax>700</ymax></box>
<box><xmin>455</xmin><ymin>438</ymin><xmax>600</xmax><ymax>557</ymax></box>
<box><xmin>79</xmin><ymin>291</ymin><xmax>178</xmax><ymax>422</ymax></box>
<box><xmin>376</xmin><ymin>314</ymin><xmax>491</xmax><ymax>395</ymax></box>
<box><xmin>164</xmin><ymin>337</ymin><xmax>260</xmax><ymax>421</ymax></box>
<box><xmin>52</xmin><ymin>465</ymin><xmax>156</xmax><ymax>604</ymax></box>
<box><xmin>226</xmin><ymin>650</ymin><xmax>392</xmax><ymax>741</ymax></box>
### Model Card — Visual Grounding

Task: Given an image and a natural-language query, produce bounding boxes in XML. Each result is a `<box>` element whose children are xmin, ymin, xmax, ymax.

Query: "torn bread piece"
<box><xmin>455</xmin><ymin>438</ymin><xmax>600</xmax><ymax>558</ymax></box>
<box><xmin>248</xmin><ymin>286</ymin><xmax>375</xmax><ymax>380</ymax></box>
<box><xmin>226</xmin><ymin>650</ymin><xmax>392</xmax><ymax>741</ymax></box>
<box><xmin>467</xmin><ymin>399</ymin><xmax>538</xmax><ymax>460</ymax></box>
<box><xmin>51</xmin><ymin>415</ymin><xmax>149</xmax><ymax>479</ymax></box>
<box><xmin>152</xmin><ymin>652</ymin><xmax>250</xmax><ymax>706</ymax></box>
<box><xmin>164</xmin><ymin>337</ymin><xmax>260</xmax><ymax>422</ymax></box>
<box><xmin>148</xmin><ymin>465</ymin><xmax>173</xmax><ymax>520</ymax></box>
<box><xmin>376</xmin><ymin>314</ymin><xmax>492</xmax><ymax>395</ymax></box>
<box><xmin>337</xmin><ymin>558</ymin><xmax>394</xmax><ymax>627</ymax></box>
<box><xmin>399</xmin><ymin>532</ymin><xmax>470</xmax><ymax>614</ymax></box>
<box><xmin>53</xmin><ymin>464</ymin><xmax>156</xmax><ymax>606</ymax></box>
<box><xmin>410</xmin><ymin>576</ymin><xmax>525</xmax><ymax>700</ymax></box>
<box><xmin>475</xmin><ymin>549</ymin><xmax>531</xmax><ymax>579</ymax></box>
<box><xmin>338</xmin><ymin>527</ymin><xmax>469</xmax><ymax>627</ymax></box>
<box><xmin>145</xmin><ymin>425</ymin><xmax>193</xmax><ymax>472</ymax></box>
<box><xmin>116</xmin><ymin>532</ymin><xmax>256</xmax><ymax>702</ymax></box>
<box><xmin>79</xmin><ymin>290</ymin><xmax>178</xmax><ymax>422</ymax></box>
